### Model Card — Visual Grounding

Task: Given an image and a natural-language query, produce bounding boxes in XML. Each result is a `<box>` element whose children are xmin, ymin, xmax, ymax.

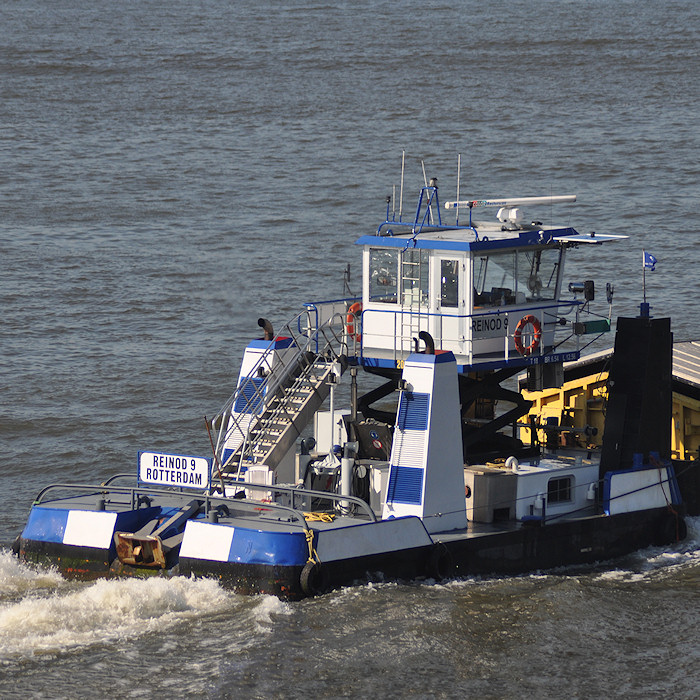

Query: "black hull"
<box><xmin>180</xmin><ymin>543</ymin><xmax>435</xmax><ymax>600</ymax></box>
<box><xmin>17</xmin><ymin>538</ymin><xmax>113</xmax><ymax>579</ymax></box>
<box><xmin>17</xmin><ymin>538</ymin><xmax>176</xmax><ymax>581</ymax></box>
<box><xmin>17</xmin><ymin>506</ymin><xmax>686</xmax><ymax>598</ymax></box>
<box><xmin>444</xmin><ymin>507</ymin><xmax>685</xmax><ymax>578</ymax></box>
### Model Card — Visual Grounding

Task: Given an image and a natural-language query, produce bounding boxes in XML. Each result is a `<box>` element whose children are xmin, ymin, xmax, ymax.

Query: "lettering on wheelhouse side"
<box><xmin>471</xmin><ymin>315</ymin><xmax>508</xmax><ymax>338</ymax></box>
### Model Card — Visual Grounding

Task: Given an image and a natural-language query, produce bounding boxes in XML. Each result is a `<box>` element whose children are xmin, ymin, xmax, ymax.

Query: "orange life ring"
<box><xmin>513</xmin><ymin>314</ymin><xmax>542</xmax><ymax>356</ymax></box>
<box><xmin>346</xmin><ymin>302</ymin><xmax>362</xmax><ymax>342</ymax></box>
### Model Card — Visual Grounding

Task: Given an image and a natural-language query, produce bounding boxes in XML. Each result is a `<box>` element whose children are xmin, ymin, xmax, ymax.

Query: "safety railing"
<box><xmin>30</xmin><ymin>479</ymin><xmax>377</xmax><ymax>527</ymax></box>
<box><xmin>303</xmin><ymin>297</ymin><xmax>364</xmax><ymax>357</ymax></box>
<box><xmin>357</xmin><ymin>299</ymin><xmax>586</xmax><ymax>367</ymax></box>
<box><xmin>212</xmin><ymin>308</ymin><xmax>349</xmax><ymax>474</ymax></box>
<box><xmin>223</xmin><ymin>481</ymin><xmax>377</xmax><ymax>521</ymax></box>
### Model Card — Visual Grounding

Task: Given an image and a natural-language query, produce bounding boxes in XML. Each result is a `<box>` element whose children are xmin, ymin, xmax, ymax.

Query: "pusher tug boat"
<box><xmin>15</xmin><ymin>165</ymin><xmax>689</xmax><ymax>599</ymax></box>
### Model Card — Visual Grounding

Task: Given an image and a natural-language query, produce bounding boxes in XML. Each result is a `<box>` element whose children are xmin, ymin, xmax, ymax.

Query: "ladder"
<box><xmin>398</xmin><ymin>249</ymin><xmax>428</xmax><ymax>358</ymax></box>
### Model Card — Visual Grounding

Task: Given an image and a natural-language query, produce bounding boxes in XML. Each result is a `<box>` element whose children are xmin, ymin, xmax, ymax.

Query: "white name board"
<box><xmin>138</xmin><ymin>451</ymin><xmax>211</xmax><ymax>489</ymax></box>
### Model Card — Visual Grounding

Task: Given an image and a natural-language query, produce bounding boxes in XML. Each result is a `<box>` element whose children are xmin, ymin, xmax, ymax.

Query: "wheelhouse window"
<box><xmin>516</xmin><ymin>248</ymin><xmax>561</xmax><ymax>302</ymax></box>
<box><xmin>369</xmin><ymin>248</ymin><xmax>398</xmax><ymax>303</ymax></box>
<box><xmin>473</xmin><ymin>247</ymin><xmax>561</xmax><ymax>307</ymax></box>
<box><xmin>547</xmin><ymin>476</ymin><xmax>572</xmax><ymax>503</ymax></box>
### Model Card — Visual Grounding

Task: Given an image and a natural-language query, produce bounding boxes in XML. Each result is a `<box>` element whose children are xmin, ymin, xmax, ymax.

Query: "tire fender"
<box><xmin>300</xmin><ymin>560</ymin><xmax>329</xmax><ymax>596</ymax></box>
<box><xmin>427</xmin><ymin>545</ymin><xmax>454</xmax><ymax>581</ymax></box>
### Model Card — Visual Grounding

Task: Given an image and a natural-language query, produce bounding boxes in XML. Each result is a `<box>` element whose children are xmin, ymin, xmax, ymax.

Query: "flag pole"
<box><xmin>640</xmin><ymin>250</ymin><xmax>652</xmax><ymax>318</ymax></box>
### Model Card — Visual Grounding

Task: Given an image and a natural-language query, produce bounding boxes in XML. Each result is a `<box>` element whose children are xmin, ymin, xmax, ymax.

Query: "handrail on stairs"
<box><xmin>212</xmin><ymin>310</ymin><xmax>348</xmax><ymax>478</ymax></box>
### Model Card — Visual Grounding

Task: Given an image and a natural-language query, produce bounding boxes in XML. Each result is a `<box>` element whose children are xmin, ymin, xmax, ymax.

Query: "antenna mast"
<box><xmin>399</xmin><ymin>150</ymin><xmax>405</xmax><ymax>221</ymax></box>
<box><xmin>456</xmin><ymin>153</ymin><xmax>461</xmax><ymax>226</ymax></box>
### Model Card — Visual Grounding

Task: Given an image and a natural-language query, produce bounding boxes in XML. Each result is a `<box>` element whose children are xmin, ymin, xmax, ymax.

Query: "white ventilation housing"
<box><xmin>497</xmin><ymin>207</ymin><xmax>523</xmax><ymax>224</ymax></box>
<box><xmin>382</xmin><ymin>351</ymin><xmax>467</xmax><ymax>533</ymax></box>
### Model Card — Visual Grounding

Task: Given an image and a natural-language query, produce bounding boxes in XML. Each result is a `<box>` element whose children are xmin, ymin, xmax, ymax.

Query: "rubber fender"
<box><xmin>427</xmin><ymin>544</ymin><xmax>454</xmax><ymax>581</ymax></box>
<box><xmin>300</xmin><ymin>561</ymin><xmax>329</xmax><ymax>596</ymax></box>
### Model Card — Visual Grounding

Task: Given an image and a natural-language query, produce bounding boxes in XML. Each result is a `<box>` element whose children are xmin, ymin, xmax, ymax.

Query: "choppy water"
<box><xmin>1</xmin><ymin>0</ymin><xmax>698</xmax><ymax>697</ymax></box>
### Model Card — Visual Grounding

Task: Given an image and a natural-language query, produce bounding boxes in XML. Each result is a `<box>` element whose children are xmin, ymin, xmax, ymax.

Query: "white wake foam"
<box><xmin>0</xmin><ymin>574</ymin><xmax>233</xmax><ymax>660</ymax></box>
<box><xmin>250</xmin><ymin>593</ymin><xmax>292</xmax><ymax>631</ymax></box>
<box><xmin>588</xmin><ymin>514</ymin><xmax>700</xmax><ymax>584</ymax></box>
<box><xmin>0</xmin><ymin>548</ymin><xmax>66</xmax><ymax>598</ymax></box>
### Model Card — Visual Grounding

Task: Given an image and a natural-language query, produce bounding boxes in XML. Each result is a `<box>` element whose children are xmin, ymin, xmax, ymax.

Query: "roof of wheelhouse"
<box><xmin>354</xmin><ymin>225</ymin><xmax>617</xmax><ymax>253</ymax></box>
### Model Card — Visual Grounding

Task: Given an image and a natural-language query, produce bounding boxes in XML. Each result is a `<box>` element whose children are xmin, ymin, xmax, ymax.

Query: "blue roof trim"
<box><xmin>359</xmin><ymin>349</ymin><xmax>581</xmax><ymax>373</ymax></box>
<box><xmin>355</xmin><ymin>228</ymin><xmax>578</xmax><ymax>252</ymax></box>
<box><xmin>247</xmin><ymin>337</ymin><xmax>294</xmax><ymax>350</ymax></box>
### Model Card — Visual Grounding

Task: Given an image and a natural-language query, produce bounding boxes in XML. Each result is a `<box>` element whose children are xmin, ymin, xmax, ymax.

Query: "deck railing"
<box><xmin>303</xmin><ymin>297</ymin><xmax>595</xmax><ymax>367</ymax></box>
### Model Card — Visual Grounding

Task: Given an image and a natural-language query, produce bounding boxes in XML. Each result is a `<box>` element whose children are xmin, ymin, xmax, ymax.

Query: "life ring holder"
<box><xmin>346</xmin><ymin>302</ymin><xmax>362</xmax><ymax>342</ymax></box>
<box><xmin>513</xmin><ymin>314</ymin><xmax>542</xmax><ymax>356</ymax></box>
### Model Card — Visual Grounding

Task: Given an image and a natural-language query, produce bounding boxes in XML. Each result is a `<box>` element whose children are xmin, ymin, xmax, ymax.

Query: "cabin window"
<box><xmin>473</xmin><ymin>248</ymin><xmax>561</xmax><ymax>307</ymax></box>
<box><xmin>547</xmin><ymin>476</ymin><xmax>572</xmax><ymax>503</ymax></box>
<box><xmin>401</xmin><ymin>248</ymin><xmax>429</xmax><ymax>307</ymax></box>
<box><xmin>440</xmin><ymin>259</ymin><xmax>459</xmax><ymax>308</ymax></box>
<box><xmin>516</xmin><ymin>248</ymin><xmax>561</xmax><ymax>302</ymax></box>
<box><xmin>369</xmin><ymin>248</ymin><xmax>398</xmax><ymax>303</ymax></box>
<box><xmin>474</xmin><ymin>250</ymin><xmax>516</xmax><ymax>306</ymax></box>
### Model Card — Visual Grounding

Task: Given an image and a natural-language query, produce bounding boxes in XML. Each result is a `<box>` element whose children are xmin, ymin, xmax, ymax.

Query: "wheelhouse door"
<box><xmin>431</xmin><ymin>255</ymin><xmax>466</xmax><ymax>356</ymax></box>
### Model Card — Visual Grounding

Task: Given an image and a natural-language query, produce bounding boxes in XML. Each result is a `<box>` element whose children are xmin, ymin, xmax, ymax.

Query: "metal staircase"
<box><xmin>214</xmin><ymin>311</ymin><xmax>348</xmax><ymax>477</ymax></box>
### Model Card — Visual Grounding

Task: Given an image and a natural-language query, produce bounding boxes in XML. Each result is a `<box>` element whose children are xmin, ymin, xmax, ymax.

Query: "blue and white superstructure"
<box><xmin>382</xmin><ymin>352</ymin><xmax>467</xmax><ymax>533</ymax></box>
<box><xmin>15</xmin><ymin>160</ymin><xmax>691</xmax><ymax>598</ymax></box>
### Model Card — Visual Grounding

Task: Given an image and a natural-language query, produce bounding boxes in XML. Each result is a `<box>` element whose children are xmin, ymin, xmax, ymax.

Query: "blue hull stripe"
<box><xmin>21</xmin><ymin>506</ymin><xmax>164</xmax><ymax>548</ymax></box>
<box><xmin>180</xmin><ymin>519</ymin><xmax>310</xmax><ymax>567</ymax></box>
<box><xmin>228</xmin><ymin>528</ymin><xmax>309</xmax><ymax>567</ymax></box>
<box><xmin>22</xmin><ymin>507</ymin><xmax>69</xmax><ymax>544</ymax></box>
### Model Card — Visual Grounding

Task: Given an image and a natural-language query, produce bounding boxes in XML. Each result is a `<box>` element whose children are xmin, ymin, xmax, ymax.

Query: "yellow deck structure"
<box><xmin>519</xmin><ymin>341</ymin><xmax>700</xmax><ymax>461</ymax></box>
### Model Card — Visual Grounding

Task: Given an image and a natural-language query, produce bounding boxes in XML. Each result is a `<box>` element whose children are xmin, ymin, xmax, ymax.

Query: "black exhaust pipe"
<box><xmin>258</xmin><ymin>317</ymin><xmax>274</xmax><ymax>341</ymax></box>
<box><xmin>419</xmin><ymin>331</ymin><xmax>435</xmax><ymax>355</ymax></box>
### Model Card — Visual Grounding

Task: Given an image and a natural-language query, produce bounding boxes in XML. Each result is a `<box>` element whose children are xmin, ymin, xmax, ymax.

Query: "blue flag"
<box><xmin>643</xmin><ymin>251</ymin><xmax>657</xmax><ymax>271</ymax></box>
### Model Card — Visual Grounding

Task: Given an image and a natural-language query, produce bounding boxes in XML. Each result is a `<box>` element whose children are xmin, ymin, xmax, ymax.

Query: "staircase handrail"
<box><xmin>213</xmin><ymin>309</ymin><xmax>348</xmax><ymax>475</ymax></box>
